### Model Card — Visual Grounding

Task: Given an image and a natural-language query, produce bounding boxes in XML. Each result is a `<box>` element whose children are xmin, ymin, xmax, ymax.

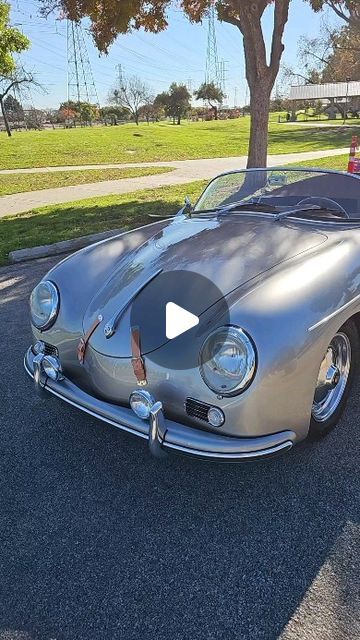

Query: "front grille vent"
<box><xmin>185</xmin><ymin>397</ymin><xmax>211</xmax><ymax>423</ymax></box>
<box><xmin>43</xmin><ymin>342</ymin><xmax>59</xmax><ymax>357</ymax></box>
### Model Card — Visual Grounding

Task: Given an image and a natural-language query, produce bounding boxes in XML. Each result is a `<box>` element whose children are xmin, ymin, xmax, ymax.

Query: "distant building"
<box><xmin>289</xmin><ymin>81</ymin><xmax>360</xmax><ymax>102</ymax></box>
<box><xmin>289</xmin><ymin>81</ymin><xmax>360</xmax><ymax>120</ymax></box>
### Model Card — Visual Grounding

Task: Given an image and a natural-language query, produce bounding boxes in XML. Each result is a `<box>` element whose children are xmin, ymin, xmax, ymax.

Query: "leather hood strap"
<box><xmin>131</xmin><ymin>326</ymin><xmax>147</xmax><ymax>385</ymax></box>
<box><xmin>77</xmin><ymin>315</ymin><xmax>102</xmax><ymax>365</ymax></box>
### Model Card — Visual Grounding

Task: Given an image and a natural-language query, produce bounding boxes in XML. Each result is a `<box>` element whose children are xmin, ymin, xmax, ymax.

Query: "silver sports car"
<box><xmin>25</xmin><ymin>167</ymin><xmax>360</xmax><ymax>462</ymax></box>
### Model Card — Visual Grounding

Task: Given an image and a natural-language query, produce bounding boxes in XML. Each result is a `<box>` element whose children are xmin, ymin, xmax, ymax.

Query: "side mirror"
<box><xmin>184</xmin><ymin>195</ymin><xmax>192</xmax><ymax>208</ymax></box>
<box><xmin>175</xmin><ymin>195</ymin><xmax>193</xmax><ymax>218</ymax></box>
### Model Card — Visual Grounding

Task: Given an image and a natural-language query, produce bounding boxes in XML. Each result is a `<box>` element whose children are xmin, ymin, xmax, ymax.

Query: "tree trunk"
<box><xmin>0</xmin><ymin>97</ymin><xmax>12</xmax><ymax>137</ymax></box>
<box><xmin>177</xmin><ymin>115</ymin><xmax>181</xmax><ymax>125</ymax></box>
<box><xmin>247</xmin><ymin>84</ymin><xmax>271</xmax><ymax>168</ymax></box>
<box><xmin>228</xmin><ymin>0</ymin><xmax>290</xmax><ymax>168</ymax></box>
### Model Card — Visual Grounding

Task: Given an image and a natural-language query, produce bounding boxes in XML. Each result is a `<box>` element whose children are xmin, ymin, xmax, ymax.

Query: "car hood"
<box><xmin>83</xmin><ymin>215</ymin><xmax>327</xmax><ymax>357</ymax></box>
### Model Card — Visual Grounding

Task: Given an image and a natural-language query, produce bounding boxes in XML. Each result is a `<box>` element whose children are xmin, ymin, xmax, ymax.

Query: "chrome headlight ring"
<box><xmin>199</xmin><ymin>326</ymin><xmax>257</xmax><ymax>397</ymax></box>
<box><xmin>30</xmin><ymin>280</ymin><xmax>60</xmax><ymax>331</ymax></box>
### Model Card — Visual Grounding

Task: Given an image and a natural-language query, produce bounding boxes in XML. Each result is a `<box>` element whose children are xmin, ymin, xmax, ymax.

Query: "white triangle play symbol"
<box><xmin>166</xmin><ymin>302</ymin><xmax>199</xmax><ymax>340</ymax></box>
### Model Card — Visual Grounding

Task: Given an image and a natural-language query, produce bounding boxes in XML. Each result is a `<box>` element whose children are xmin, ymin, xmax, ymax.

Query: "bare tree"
<box><xmin>0</xmin><ymin>69</ymin><xmax>39</xmax><ymax>136</ymax></box>
<box><xmin>110</xmin><ymin>75</ymin><xmax>151</xmax><ymax>125</ymax></box>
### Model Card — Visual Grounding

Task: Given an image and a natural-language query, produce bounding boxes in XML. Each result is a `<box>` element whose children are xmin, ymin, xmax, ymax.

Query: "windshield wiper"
<box><xmin>274</xmin><ymin>205</ymin><xmax>334</xmax><ymax>221</ymax></box>
<box><xmin>218</xmin><ymin>201</ymin><xmax>279</xmax><ymax>214</ymax></box>
<box><xmin>194</xmin><ymin>201</ymin><xmax>279</xmax><ymax>215</ymax></box>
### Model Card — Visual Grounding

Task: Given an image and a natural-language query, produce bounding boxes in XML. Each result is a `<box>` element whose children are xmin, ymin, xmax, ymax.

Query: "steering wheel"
<box><xmin>296</xmin><ymin>196</ymin><xmax>349</xmax><ymax>218</ymax></box>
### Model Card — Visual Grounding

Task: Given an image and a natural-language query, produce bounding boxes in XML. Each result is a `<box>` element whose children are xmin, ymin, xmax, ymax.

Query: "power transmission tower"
<box><xmin>205</xmin><ymin>5</ymin><xmax>220</xmax><ymax>87</ymax></box>
<box><xmin>218</xmin><ymin>60</ymin><xmax>228</xmax><ymax>97</ymax></box>
<box><xmin>67</xmin><ymin>20</ymin><xmax>100</xmax><ymax>116</ymax></box>
<box><xmin>117</xmin><ymin>64</ymin><xmax>125</xmax><ymax>89</ymax></box>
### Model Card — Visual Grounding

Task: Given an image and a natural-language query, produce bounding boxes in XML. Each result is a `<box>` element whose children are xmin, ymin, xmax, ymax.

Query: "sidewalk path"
<box><xmin>0</xmin><ymin>147</ymin><xmax>349</xmax><ymax>218</ymax></box>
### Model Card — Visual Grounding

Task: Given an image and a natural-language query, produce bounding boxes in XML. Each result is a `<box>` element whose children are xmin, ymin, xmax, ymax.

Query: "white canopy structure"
<box><xmin>289</xmin><ymin>81</ymin><xmax>360</xmax><ymax>101</ymax></box>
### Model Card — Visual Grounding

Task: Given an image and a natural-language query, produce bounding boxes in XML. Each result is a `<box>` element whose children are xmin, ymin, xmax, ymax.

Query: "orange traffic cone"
<box><xmin>348</xmin><ymin>135</ymin><xmax>359</xmax><ymax>173</ymax></box>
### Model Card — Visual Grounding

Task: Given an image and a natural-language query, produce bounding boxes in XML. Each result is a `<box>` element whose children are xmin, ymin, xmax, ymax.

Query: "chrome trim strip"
<box><xmin>308</xmin><ymin>293</ymin><xmax>360</xmax><ymax>332</ymax></box>
<box><xmin>163</xmin><ymin>440</ymin><xmax>293</xmax><ymax>461</ymax></box>
<box><xmin>104</xmin><ymin>268</ymin><xmax>162</xmax><ymax>338</ymax></box>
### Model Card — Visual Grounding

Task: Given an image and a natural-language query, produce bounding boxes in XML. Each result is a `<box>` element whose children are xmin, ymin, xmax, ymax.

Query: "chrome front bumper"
<box><xmin>24</xmin><ymin>347</ymin><xmax>295</xmax><ymax>462</ymax></box>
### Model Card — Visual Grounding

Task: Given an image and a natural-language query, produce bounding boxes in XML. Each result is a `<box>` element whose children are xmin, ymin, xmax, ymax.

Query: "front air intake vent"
<box><xmin>185</xmin><ymin>397</ymin><xmax>211</xmax><ymax>423</ymax></box>
<box><xmin>43</xmin><ymin>343</ymin><xmax>59</xmax><ymax>357</ymax></box>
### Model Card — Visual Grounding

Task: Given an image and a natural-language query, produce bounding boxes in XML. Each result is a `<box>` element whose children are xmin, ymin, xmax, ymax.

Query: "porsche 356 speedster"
<box><xmin>25</xmin><ymin>168</ymin><xmax>360</xmax><ymax>462</ymax></box>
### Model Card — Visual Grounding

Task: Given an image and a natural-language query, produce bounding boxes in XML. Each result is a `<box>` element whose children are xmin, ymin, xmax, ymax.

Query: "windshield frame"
<box><xmin>193</xmin><ymin>167</ymin><xmax>360</xmax><ymax>223</ymax></box>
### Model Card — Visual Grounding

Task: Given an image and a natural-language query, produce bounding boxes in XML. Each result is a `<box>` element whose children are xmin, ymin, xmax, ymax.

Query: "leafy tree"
<box><xmin>4</xmin><ymin>93</ymin><xmax>24</xmax><ymax>121</ymax></box>
<box><xmin>59</xmin><ymin>105</ymin><xmax>77</xmax><ymax>120</ymax></box>
<box><xmin>59</xmin><ymin>100</ymin><xmax>98</xmax><ymax>125</ymax></box>
<box><xmin>0</xmin><ymin>1</ymin><xmax>30</xmax><ymax>75</ymax></box>
<box><xmin>100</xmin><ymin>105</ymin><xmax>131</xmax><ymax>124</ymax></box>
<box><xmin>79</xmin><ymin>102</ymin><xmax>97</xmax><ymax>124</ymax></box>
<box><xmin>323</xmin><ymin>26</ymin><xmax>360</xmax><ymax>82</ymax></box>
<box><xmin>194</xmin><ymin>81</ymin><xmax>225</xmax><ymax>120</ymax></box>
<box><xmin>0</xmin><ymin>1</ymin><xmax>30</xmax><ymax>136</ymax></box>
<box><xmin>110</xmin><ymin>75</ymin><xmax>151</xmax><ymax>125</ymax></box>
<box><xmin>154</xmin><ymin>84</ymin><xmax>191</xmax><ymax>125</ymax></box>
<box><xmin>138</xmin><ymin>99</ymin><xmax>164</xmax><ymax>123</ymax></box>
<box><xmin>39</xmin><ymin>0</ymin><xmax>291</xmax><ymax>167</ymax></box>
<box><xmin>307</xmin><ymin>1</ymin><xmax>359</xmax><ymax>27</ymax></box>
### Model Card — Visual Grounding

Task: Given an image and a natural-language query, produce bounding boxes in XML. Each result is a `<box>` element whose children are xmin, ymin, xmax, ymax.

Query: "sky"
<box><xmin>9</xmin><ymin>0</ymin><xmax>340</xmax><ymax>110</ymax></box>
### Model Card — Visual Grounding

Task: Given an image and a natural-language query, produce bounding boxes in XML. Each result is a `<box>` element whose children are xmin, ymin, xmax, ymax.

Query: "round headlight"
<box><xmin>200</xmin><ymin>326</ymin><xmax>256</xmax><ymax>396</ymax></box>
<box><xmin>30</xmin><ymin>281</ymin><xmax>59</xmax><ymax>330</ymax></box>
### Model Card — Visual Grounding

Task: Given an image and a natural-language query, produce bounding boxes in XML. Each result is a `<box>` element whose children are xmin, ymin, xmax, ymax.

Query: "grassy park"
<box><xmin>0</xmin><ymin>181</ymin><xmax>206</xmax><ymax>265</ymax></box>
<box><xmin>0</xmin><ymin>152</ymin><xmax>351</xmax><ymax>266</ymax></box>
<box><xmin>0</xmin><ymin>118</ymin><xmax>356</xmax><ymax>169</ymax></box>
<box><xmin>0</xmin><ymin>113</ymin><xmax>356</xmax><ymax>265</ymax></box>
<box><xmin>0</xmin><ymin>166</ymin><xmax>172</xmax><ymax>196</ymax></box>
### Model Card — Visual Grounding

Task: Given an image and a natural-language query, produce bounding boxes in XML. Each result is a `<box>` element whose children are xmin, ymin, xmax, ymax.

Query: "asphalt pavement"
<box><xmin>0</xmin><ymin>256</ymin><xmax>359</xmax><ymax>640</ymax></box>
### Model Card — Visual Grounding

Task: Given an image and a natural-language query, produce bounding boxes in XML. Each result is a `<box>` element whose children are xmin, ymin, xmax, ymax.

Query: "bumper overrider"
<box><xmin>24</xmin><ymin>347</ymin><xmax>295</xmax><ymax>462</ymax></box>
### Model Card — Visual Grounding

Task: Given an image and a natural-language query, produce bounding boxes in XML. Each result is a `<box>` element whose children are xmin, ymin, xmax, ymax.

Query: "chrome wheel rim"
<box><xmin>312</xmin><ymin>332</ymin><xmax>351</xmax><ymax>423</ymax></box>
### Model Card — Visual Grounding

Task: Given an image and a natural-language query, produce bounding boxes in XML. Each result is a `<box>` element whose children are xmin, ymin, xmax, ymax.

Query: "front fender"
<box><xmin>226</xmin><ymin>229</ymin><xmax>360</xmax><ymax>439</ymax></box>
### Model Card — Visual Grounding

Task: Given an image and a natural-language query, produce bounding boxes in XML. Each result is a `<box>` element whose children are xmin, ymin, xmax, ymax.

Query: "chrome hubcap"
<box><xmin>312</xmin><ymin>332</ymin><xmax>351</xmax><ymax>422</ymax></box>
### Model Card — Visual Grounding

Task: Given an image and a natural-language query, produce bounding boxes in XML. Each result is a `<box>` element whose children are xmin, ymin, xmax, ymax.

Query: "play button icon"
<box><xmin>130</xmin><ymin>269</ymin><xmax>230</xmax><ymax>370</ymax></box>
<box><xmin>166</xmin><ymin>302</ymin><xmax>199</xmax><ymax>340</ymax></box>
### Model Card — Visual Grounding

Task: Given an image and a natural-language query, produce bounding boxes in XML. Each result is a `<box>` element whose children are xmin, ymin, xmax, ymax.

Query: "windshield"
<box><xmin>194</xmin><ymin>168</ymin><xmax>360</xmax><ymax>220</ymax></box>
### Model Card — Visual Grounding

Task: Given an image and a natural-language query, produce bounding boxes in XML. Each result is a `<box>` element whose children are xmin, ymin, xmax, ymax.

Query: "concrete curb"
<box><xmin>8</xmin><ymin>228</ymin><xmax>125</xmax><ymax>264</ymax></box>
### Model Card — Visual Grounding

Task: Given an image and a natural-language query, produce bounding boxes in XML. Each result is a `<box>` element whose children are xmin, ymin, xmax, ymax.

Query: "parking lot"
<box><xmin>0</xmin><ymin>256</ymin><xmax>359</xmax><ymax>640</ymax></box>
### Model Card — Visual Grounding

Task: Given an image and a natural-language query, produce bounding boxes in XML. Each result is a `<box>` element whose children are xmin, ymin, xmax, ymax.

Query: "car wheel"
<box><xmin>309</xmin><ymin>319</ymin><xmax>359</xmax><ymax>438</ymax></box>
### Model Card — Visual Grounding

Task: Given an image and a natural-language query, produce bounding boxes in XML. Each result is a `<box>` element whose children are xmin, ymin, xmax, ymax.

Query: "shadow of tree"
<box><xmin>0</xmin><ymin>257</ymin><xmax>358</xmax><ymax>640</ymax></box>
<box><xmin>0</xmin><ymin>196</ymin><xmax>188</xmax><ymax>266</ymax></box>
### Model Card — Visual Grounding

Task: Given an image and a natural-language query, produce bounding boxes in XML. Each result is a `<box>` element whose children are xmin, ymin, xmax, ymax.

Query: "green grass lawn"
<box><xmin>0</xmin><ymin>181</ymin><xmax>206</xmax><ymax>265</ymax></box>
<box><xmin>0</xmin><ymin>152</ymin><xmax>355</xmax><ymax>266</ymax></box>
<box><xmin>294</xmin><ymin>154</ymin><xmax>348</xmax><ymax>171</ymax></box>
<box><xmin>0</xmin><ymin>118</ymin><xmax>357</xmax><ymax>170</ymax></box>
<box><xmin>0</xmin><ymin>166</ymin><xmax>172</xmax><ymax>196</ymax></box>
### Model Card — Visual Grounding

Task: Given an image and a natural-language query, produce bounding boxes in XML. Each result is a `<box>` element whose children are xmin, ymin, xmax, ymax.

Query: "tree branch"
<box><xmin>270</xmin><ymin>0</ymin><xmax>290</xmax><ymax>80</ymax></box>
<box><xmin>0</xmin><ymin>76</ymin><xmax>34</xmax><ymax>100</ymax></box>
